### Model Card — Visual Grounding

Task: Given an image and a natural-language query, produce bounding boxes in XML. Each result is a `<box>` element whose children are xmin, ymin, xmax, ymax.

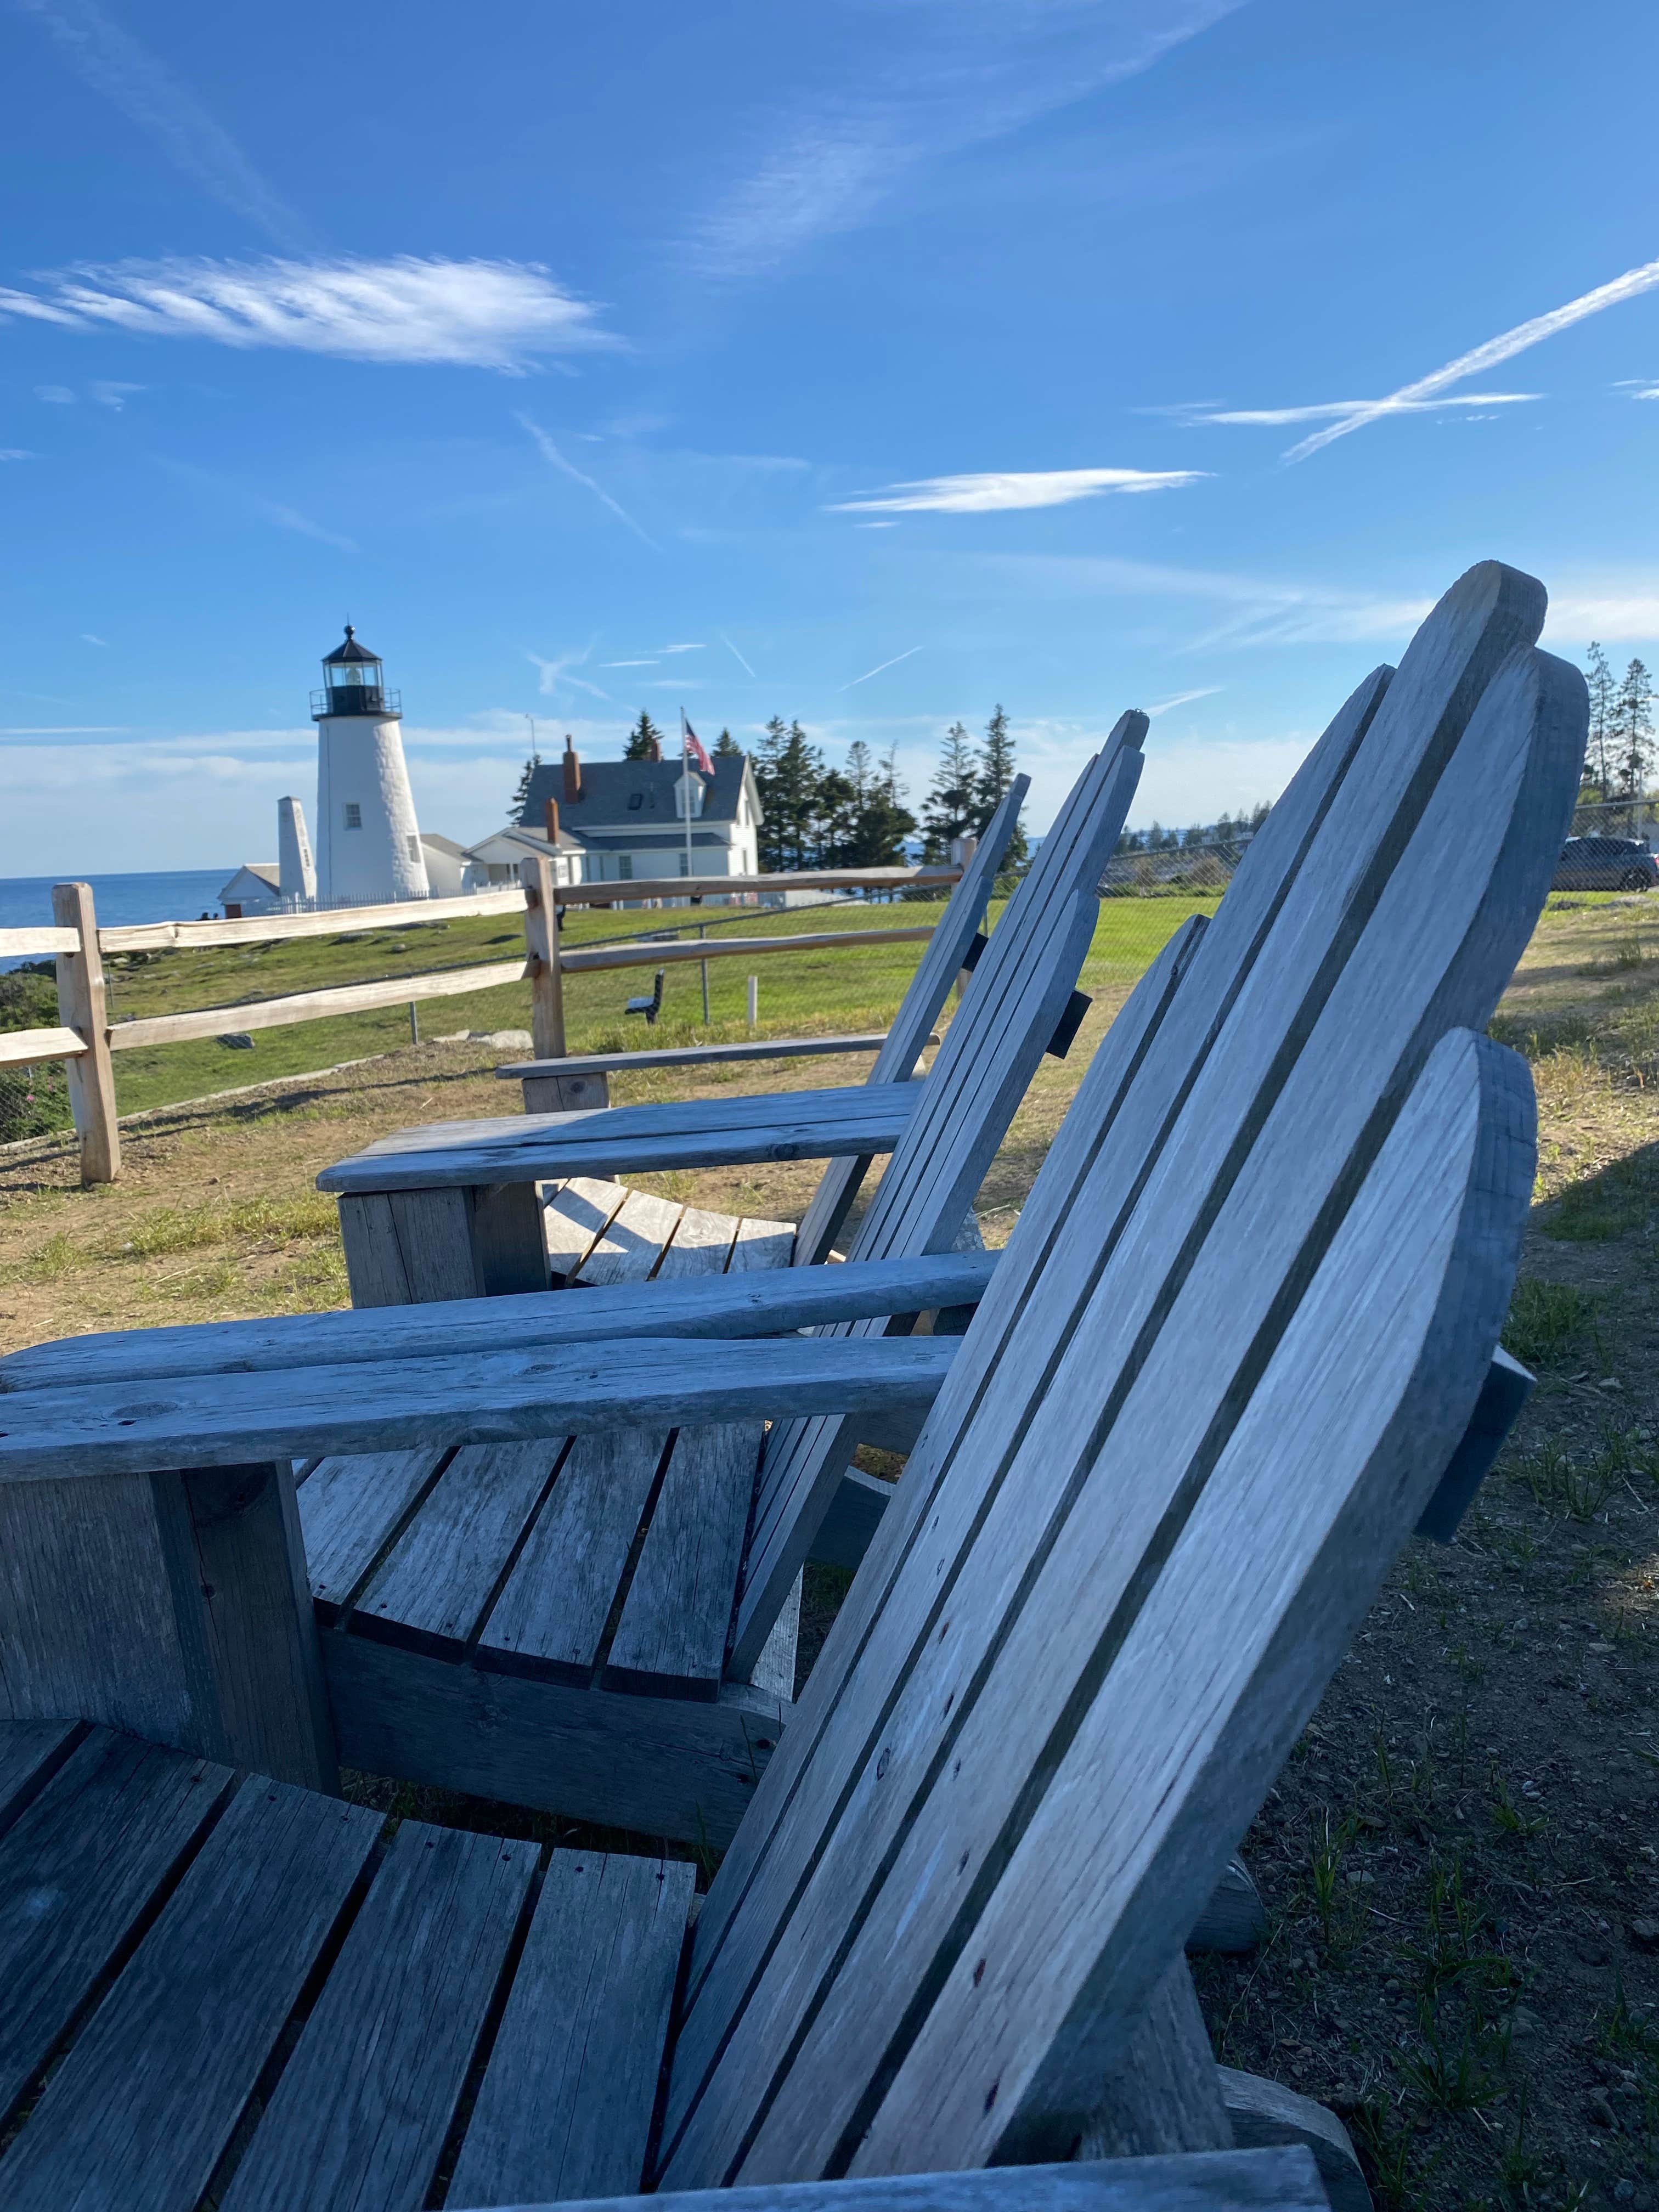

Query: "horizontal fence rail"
<box><xmin>1</xmin><ymin>864</ymin><xmax>962</xmax><ymax>1184</ymax></box>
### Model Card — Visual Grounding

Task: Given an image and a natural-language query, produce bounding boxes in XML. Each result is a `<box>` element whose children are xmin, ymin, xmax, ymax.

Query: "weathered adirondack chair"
<box><xmin>185</xmin><ymin>733</ymin><xmax>1137</xmax><ymax>1837</ymax></box>
<box><xmin>322</xmin><ymin>766</ymin><xmax>1037</xmax><ymax>1304</ymax></box>
<box><xmin>0</xmin><ymin>561</ymin><xmax>1584</xmax><ymax>2212</ymax></box>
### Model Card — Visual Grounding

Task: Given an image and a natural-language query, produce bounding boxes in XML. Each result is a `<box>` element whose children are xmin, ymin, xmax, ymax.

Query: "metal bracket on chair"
<box><xmin>1415</xmin><ymin>1347</ymin><xmax>1534</xmax><ymax>1542</ymax></box>
<box><xmin>957</xmin><ymin>932</ymin><xmax>1090</xmax><ymax>1059</ymax></box>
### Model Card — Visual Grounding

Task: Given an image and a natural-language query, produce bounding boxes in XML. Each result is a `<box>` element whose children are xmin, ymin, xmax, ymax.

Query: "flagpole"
<box><xmin>681</xmin><ymin>705</ymin><xmax>695</xmax><ymax>893</ymax></box>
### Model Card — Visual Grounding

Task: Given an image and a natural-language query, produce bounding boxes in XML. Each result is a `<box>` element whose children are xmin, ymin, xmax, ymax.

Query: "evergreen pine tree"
<box><xmin>623</xmin><ymin>712</ymin><xmax>663</xmax><ymax>760</ymax></box>
<box><xmin>1584</xmin><ymin>642</ymin><xmax>1617</xmax><ymax>795</ymax></box>
<box><xmin>975</xmin><ymin>704</ymin><xmax>1029</xmax><ymax>876</ymax></box>
<box><xmin>753</xmin><ymin>716</ymin><xmax>825</xmax><ymax>870</ymax></box>
<box><xmin>1615</xmin><ymin>658</ymin><xmax>1656</xmax><ymax>804</ymax></box>
<box><xmin>509</xmin><ymin>753</ymin><xmax>540</xmax><ymax>821</ymax></box>
<box><xmin>713</xmin><ymin>727</ymin><xmax>742</xmax><ymax>755</ymax></box>
<box><xmin>919</xmin><ymin>721</ymin><xmax>981</xmax><ymax>862</ymax></box>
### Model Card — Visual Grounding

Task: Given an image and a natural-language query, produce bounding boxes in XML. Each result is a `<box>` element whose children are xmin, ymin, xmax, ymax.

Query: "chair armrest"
<box><xmin>318</xmin><ymin>1082</ymin><xmax>922</xmax><ymax>1193</ymax></box>
<box><xmin>0</xmin><ymin>1335</ymin><xmax>960</xmax><ymax>1482</ymax></box>
<box><xmin>0</xmin><ymin>1253</ymin><xmax>998</xmax><ymax>1394</ymax></box>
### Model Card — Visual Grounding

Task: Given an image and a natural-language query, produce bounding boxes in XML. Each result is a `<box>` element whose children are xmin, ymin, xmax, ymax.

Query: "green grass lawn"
<box><xmin>74</xmin><ymin>890</ymin><xmax>1220</xmax><ymax>1119</ymax></box>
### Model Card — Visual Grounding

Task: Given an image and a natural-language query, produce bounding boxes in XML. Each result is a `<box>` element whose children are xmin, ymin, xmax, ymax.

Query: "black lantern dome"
<box><xmin>311</xmin><ymin>624</ymin><xmax>401</xmax><ymax>720</ymax></box>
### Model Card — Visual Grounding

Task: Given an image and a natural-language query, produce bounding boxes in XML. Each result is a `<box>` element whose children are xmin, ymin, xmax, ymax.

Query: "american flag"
<box><xmin>681</xmin><ymin>709</ymin><xmax>713</xmax><ymax>775</ymax></box>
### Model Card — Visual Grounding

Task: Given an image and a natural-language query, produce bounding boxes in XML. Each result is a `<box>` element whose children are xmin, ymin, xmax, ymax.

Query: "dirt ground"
<box><xmin>3</xmin><ymin>897</ymin><xmax>1658</xmax><ymax>2209</ymax></box>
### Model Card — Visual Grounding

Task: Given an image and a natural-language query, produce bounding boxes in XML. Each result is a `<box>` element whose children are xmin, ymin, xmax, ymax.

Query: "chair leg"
<box><xmin>1072</xmin><ymin>1958</ymin><xmax>1234</xmax><ymax>2162</ymax></box>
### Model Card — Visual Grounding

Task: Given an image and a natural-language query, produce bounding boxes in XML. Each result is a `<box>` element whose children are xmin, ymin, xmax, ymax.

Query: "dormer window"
<box><xmin>343</xmin><ymin>803</ymin><xmax>362</xmax><ymax>830</ymax></box>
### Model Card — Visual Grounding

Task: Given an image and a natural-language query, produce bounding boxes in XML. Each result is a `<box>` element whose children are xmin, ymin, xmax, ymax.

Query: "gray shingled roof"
<box><xmin>518</xmin><ymin>753</ymin><xmax>756</xmax><ymax>830</ymax></box>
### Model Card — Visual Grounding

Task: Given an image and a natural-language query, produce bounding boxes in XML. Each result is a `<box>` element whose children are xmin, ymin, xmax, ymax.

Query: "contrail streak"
<box><xmin>840</xmin><ymin>645</ymin><xmax>922</xmax><ymax>691</ymax></box>
<box><xmin>721</xmin><ymin>633</ymin><xmax>757</xmax><ymax>679</ymax></box>
<box><xmin>517</xmin><ymin>414</ymin><xmax>656</xmax><ymax>546</ymax></box>
<box><xmin>1285</xmin><ymin>252</ymin><xmax>1659</xmax><ymax>462</ymax></box>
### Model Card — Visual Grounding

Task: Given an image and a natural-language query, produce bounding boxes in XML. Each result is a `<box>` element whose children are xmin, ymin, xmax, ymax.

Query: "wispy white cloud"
<box><xmin>963</xmin><ymin>550</ymin><xmax>1433</xmax><ymax>647</ymax></box>
<box><xmin>526</xmin><ymin>645</ymin><xmax>612</xmax><ymax>702</ymax></box>
<box><xmin>516</xmin><ymin>414</ymin><xmax>656</xmax><ymax>544</ymax></box>
<box><xmin>35</xmin><ymin>383</ymin><xmax>75</xmax><ymax>403</ymax></box>
<box><xmin>600</xmin><ymin>659</ymin><xmax>658</xmax><ymax>668</ymax></box>
<box><xmin>830</xmin><ymin>466</ymin><xmax>1206</xmax><ymax>514</ymax></box>
<box><xmin>1148</xmin><ymin>686</ymin><xmax>1223</xmax><ymax>715</ymax></box>
<box><xmin>689</xmin><ymin>3</ymin><xmax>1243</xmax><ymax>281</ymax></box>
<box><xmin>656</xmin><ymin>642</ymin><xmax>705</xmax><ymax>653</ymax></box>
<box><xmin>256</xmin><ymin>501</ymin><xmax>356</xmax><ymax>554</ymax></box>
<box><xmin>1171</xmin><ymin>392</ymin><xmax>1539</xmax><ymax>427</ymax></box>
<box><xmin>0</xmin><ymin>256</ymin><xmax>613</xmax><ymax>369</ymax></box>
<box><xmin>1283</xmin><ymin>253</ymin><xmax>1659</xmax><ymax>462</ymax></box>
<box><xmin>0</xmin><ymin>448</ymin><xmax>36</xmax><ymax>461</ymax></box>
<box><xmin>721</xmin><ymin>633</ymin><xmax>758</xmax><ymax>679</ymax></box>
<box><xmin>0</xmin><ymin>724</ymin><xmax>130</xmax><ymax>736</ymax></box>
<box><xmin>91</xmin><ymin>379</ymin><xmax>142</xmax><ymax>408</ymax></box>
<box><xmin>15</xmin><ymin>0</ymin><xmax>311</xmax><ymax>249</ymax></box>
<box><xmin>855</xmin><ymin>521</ymin><xmax>899</xmax><ymax>530</ymax></box>
<box><xmin>80</xmin><ymin>633</ymin><xmax>108</xmax><ymax>646</ymax></box>
<box><xmin>842</xmin><ymin>645</ymin><xmax>923</xmax><ymax>691</ymax></box>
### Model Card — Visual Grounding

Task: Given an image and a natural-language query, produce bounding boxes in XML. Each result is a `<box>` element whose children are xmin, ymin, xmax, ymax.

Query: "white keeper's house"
<box><xmin>516</xmin><ymin>736</ymin><xmax>761</xmax><ymax>886</ymax></box>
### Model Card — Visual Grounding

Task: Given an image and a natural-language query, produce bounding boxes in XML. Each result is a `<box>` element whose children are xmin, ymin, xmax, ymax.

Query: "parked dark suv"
<box><xmin>1551</xmin><ymin>835</ymin><xmax>1659</xmax><ymax>893</ymax></box>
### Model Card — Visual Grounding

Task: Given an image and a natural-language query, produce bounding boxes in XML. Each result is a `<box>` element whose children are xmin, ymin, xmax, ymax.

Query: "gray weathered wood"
<box><xmin>0</xmin><ymin>1335</ymin><xmax>957</xmax><ymax>1481</ymax></box>
<box><xmin>661</xmin><ymin>566</ymin><xmax>1578</xmax><ymax>2181</ymax></box>
<box><xmin>0</xmin><ymin>1459</ymin><xmax>334</xmax><ymax>1791</ymax></box>
<box><xmin>297</xmin><ymin>1447</ymin><xmax>449</xmax><ymax>1622</ymax></box>
<box><xmin>0</xmin><ymin>1776</ymin><xmax>381</xmax><ymax>2212</ymax></box>
<box><xmin>0</xmin><ymin>1023</ymin><xmax>87</xmax><ymax>1069</ymax></box>
<box><xmin>524</xmin><ymin>1069</ymin><xmax>612</xmax><ymax>1113</ymax></box>
<box><xmin>545</xmin><ymin>1176</ymin><xmax>629</xmax><ymax>1280</ymax></box>
<box><xmin>219</xmin><ymin>1819</ymin><xmax>540</xmax><ymax>2212</ymax></box>
<box><xmin>458</xmin><ymin>2149</ymin><xmax>1329</xmax><ymax>2212</ymax></box>
<box><xmin>53</xmin><ymin>879</ymin><xmax>120</xmax><ymax>1183</ymax></box>
<box><xmin>449</xmin><ymin>1849</ymin><xmax>696</xmax><ymax>2207</ymax></box>
<box><xmin>0</xmin><ymin>1717</ymin><xmax>80</xmax><ymax>1821</ymax></box>
<box><xmin>108</xmin><ymin>954</ymin><xmax>530</xmax><ymax>1052</ymax></box>
<box><xmin>321</xmin><ymin>1084</ymin><xmax>922</xmax><ymax>1194</ymax></box>
<box><xmin>151</xmin><ymin>1459</ymin><xmax>338</xmax><ymax>1792</ymax></box>
<box><xmin>1186</xmin><ymin>1858</ymin><xmax>1268</xmax><ymax>1955</ymax></box>
<box><xmin>470</xmin><ymin>1176</ymin><xmax>553</xmax><ymax>1295</ymax></box>
<box><xmin>354</xmin><ymin>1441</ymin><xmax>562</xmax><ymax>1655</ymax></box>
<box><xmin>579</xmin><ymin>1185</ymin><xmax>686</xmax><ymax>1285</ymax></box>
<box><xmin>727</xmin><ymin>727</ymin><xmax>1147</xmax><ymax>1674</ymax></box>
<box><xmin>808</xmin><ymin>1465</ymin><xmax>893</xmax><ymax>1572</ymax></box>
<box><xmin>479</xmin><ymin>1428</ymin><xmax>669</xmax><ymax>1682</ymax></box>
<box><xmin>747</xmin><ymin>1573</ymin><xmax>803</xmax><ymax>1701</ymax></box>
<box><xmin>1</xmin><ymin>1251</ymin><xmax>994</xmax><ymax>1392</ymax></box>
<box><xmin>506</xmin><ymin>1031</ymin><xmax>911</xmax><ymax>1082</ymax></box>
<box><xmin>606</xmin><ymin>1422</ymin><xmax>765</xmax><ymax>1699</ymax></box>
<box><xmin>657</xmin><ymin>1203</ymin><xmax>742</xmax><ymax>1279</ymax></box>
<box><xmin>0</xmin><ymin>1728</ymin><xmax>235</xmax><ymax>2119</ymax></box>
<box><xmin>524</xmin><ymin>849</ymin><xmax>567</xmax><ymax>1059</ymax></box>
<box><xmin>1067</xmin><ymin>1960</ymin><xmax>1233</xmax><ymax>2165</ymax></box>
<box><xmin>323</xmin><ymin>1634</ymin><xmax>788</xmax><ymax>1844</ymax></box>
<box><xmin>337</xmin><ymin>1187</ymin><xmax>480</xmax><ymax>1306</ymax></box>
<box><xmin>1218</xmin><ymin>2069</ymin><xmax>1367</xmax><ymax>2212</ymax></box>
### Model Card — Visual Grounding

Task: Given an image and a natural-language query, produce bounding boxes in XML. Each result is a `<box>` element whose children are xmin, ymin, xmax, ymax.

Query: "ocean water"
<box><xmin>0</xmin><ymin>870</ymin><xmax>230</xmax><ymax>971</ymax></box>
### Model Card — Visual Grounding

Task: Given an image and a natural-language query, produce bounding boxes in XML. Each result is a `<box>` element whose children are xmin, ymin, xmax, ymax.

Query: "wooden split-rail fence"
<box><xmin>0</xmin><ymin>863</ymin><xmax>962</xmax><ymax>1186</ymax></box>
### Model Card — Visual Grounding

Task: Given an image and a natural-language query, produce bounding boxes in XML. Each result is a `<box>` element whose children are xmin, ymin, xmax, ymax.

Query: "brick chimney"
<box><xmin>562</xmin><ymin>734</ymin><xmax>583</xmax><ymax>803</ymax></box>
<box><xmin>544</xmin><ymin>797</ymin><xmax>561</xmax><ymax>844</ymax></box>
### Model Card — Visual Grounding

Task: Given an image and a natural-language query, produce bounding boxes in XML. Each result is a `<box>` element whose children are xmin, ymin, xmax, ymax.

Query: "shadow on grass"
<box><xmin>1536</xmin><ymin>1136</ymin><xmax>1659</xmax><ymax>1244</ymax></box>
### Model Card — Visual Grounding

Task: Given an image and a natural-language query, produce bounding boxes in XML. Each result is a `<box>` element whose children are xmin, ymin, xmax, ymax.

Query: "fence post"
<box><xmin>52</xmin><ymin>881</ymin><xmax>120</xmax><ymax>1185</ymax></box>
<box><xmin>521</xmin><ymin>853</ymin><xmax>566</xmax><ymax>1059</ymax></box>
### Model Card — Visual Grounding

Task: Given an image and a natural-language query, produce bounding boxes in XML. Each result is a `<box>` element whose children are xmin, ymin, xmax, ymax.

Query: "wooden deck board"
<box><xmin>576</xmin><ymin>1186</ymin><xmax>685</xmax><ymax>1286</ymax></box>
<box><xmin>218</xmin><ymin>1821</ymin><xmax>539</xmax><ymax>2212</ymax></box>
<box><xmin>605</xmin><ymin>1421</ymin><xmax>765</xmax><ymax>1700</ymax></box>
<box><xmin>0</xmin><ymin>1776</ymin><xmax>381</xmax><ymax>2212</ymax></box>
<box><xmin>448</xmin><ymin>1850</ymin><xmax>695</xmax><ymax>2207</ymax></box>
<box><xmin>354</xmin><ymin>1441</ymin><xmax>563</xmax><ymax>1656</ymax></box>
<box><xmin>0</xmin><ymin>1729</ymin><xmax>235</xmax><ymax>2120</ymax></box>
<box><xmin>298</xmin><ymin>1448</ymin><xmax>450</xmax><ymax>1622</ymax></box>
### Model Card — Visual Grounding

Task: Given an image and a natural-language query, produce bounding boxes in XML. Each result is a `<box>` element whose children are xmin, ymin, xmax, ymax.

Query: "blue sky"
<box><xmin>3</xmin><ymin>0</ymin><xmax>1657</xmax><ymax>875</ymax></box>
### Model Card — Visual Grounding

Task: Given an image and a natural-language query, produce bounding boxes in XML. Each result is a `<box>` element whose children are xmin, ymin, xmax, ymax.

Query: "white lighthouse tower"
<box><xmin>312</xmin><ymin>625</ymin><xmax>430</xmax><ymax>906</ymax></box>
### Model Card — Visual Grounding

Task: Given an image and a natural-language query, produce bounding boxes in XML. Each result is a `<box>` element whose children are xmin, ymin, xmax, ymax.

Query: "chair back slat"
<box><xmin>731</xmin><ymin>725</ymin><xmax>1147</xmax><ymax>1671</ymax></box>
<box><xmin>663</xmin><ymin>565</ymin><xmax>1584</xmax><ymax>2183</ymax></box>
<box><xmin>793</xmin><ymin>777</ymin><xmax>1028</xmax><ymax>1268</ymax></box>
